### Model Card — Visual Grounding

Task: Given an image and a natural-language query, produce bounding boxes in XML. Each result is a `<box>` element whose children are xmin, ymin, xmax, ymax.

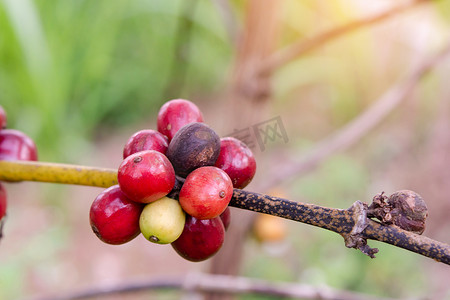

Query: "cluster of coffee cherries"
<box><xmin>0</xmin><ymin>105</ymin><xmax>39</xmax><ymax>236</ymax></box>
<box><xmin>89</xmin><ymin>99</ymin><xmax>256</xmax><ymax>262</ymax></box>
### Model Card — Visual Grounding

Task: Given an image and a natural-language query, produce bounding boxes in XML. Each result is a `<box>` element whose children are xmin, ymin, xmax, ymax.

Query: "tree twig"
<box><xmin>1</xmin><ymin>160</ymin><xmax>450</xmax><ymax>265</ymax></box>
<box><xmin>259</xmin><ymin>0</ymin><xmax>429</xmax><ymax>75</ymax></box>
<box><xmin>260</xmin><ymin>34</ymin><xmax>450</xmax><ymax>191</ymax></box>
<box><xmin>34</xmin><ymin>273</ymin><xmax>402</xmax><ymax>300</ymax></box>
<box><xmin>0</xmin><ymin>160</ymin><xmax>117</xmax><ymax>187</ymax></box>
<box><xmin>232</xmin><ymin>190</ymin><xmax>450</xmax><ymax>264</ymax></box>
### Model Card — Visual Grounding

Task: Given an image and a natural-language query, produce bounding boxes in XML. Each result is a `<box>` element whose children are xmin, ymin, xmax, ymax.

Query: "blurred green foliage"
<box><xmin>0</xmin><ymin>0</ymin><xmax>232</xmax><ymax>161</ymax></box>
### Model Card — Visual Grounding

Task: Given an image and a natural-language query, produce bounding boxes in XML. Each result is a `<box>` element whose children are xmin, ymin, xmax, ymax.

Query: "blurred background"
<box><xmin>1</xmin><ymin>0</ymin><xmax>450</xmax><ymax>299</ymax></box>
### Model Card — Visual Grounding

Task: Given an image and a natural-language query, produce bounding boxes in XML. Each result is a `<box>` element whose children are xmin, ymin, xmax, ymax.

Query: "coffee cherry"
<box><xmin>0</xmin><ymin>182</ymin><xmax>5</xmax><ymax>240</ymax></box>
<box><xmin>219</xmin><ymin>207</ymin><xmax>231</xmax><ymax>231</ymax></box>
<box><xmin>171</xmin><ymin>215</ymin><xmax>225</xmax><ymax>262</ymax></box>
<box><xmin>90</xmin><ymin>185</ymin><xmax>143</xmax><ymax>245</ymax></box>
<box><xmin>166</xmin><ymin>123</ymin><xmax>220</xmax><ymax>178</ymax></box>
<box><xmin>0</xmin><ymin>129</ymin><xmax>38</xmax><ymax>161</ymax></box>
<box><xmin>139</xmin><ymin>197</ymin><xmax>185</xmax><ymax>244</ymax></box>
<box><xmin>157</xmin><ymin>99</ymin><xmax>204</xmax><ymax>142</ymax></box>
<box><xmin>0</xmin><ymin>182</ymin><xmax>7</xmax><ymax>221</ymax></box>
<box><xmin>215</xmin><ymin>137</ymin><xmax>256</xmax><ymax>189</ymax></box>
<box><xmin>118</xmin><ymin>150</ymin><xmax>175</xmax><ymax>203</ymax></box>
<box><xmin>179</xmin><ymin>166</ymin><xmax>233</xmax><ymax>220</ymax></box>
<box><xmin>0</xmin><ymin>105</ymin><xmax>7</xmax><ymax>129</ymax></box>
<box><xmin>123</xmin><ymin>129</ymin><xmax>169</xmax><ymax>159</ymax></box>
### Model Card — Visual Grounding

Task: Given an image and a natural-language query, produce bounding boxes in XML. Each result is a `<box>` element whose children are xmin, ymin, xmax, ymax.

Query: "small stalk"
<box><xmin>0</xmin><ymin>160</ymin><xmax>117</xmax><ymax>188</ymax></box>
<box><xmin>1</xmin><ymin>160</ymin><xmax>450</xmax><ymax>265</ymax></box>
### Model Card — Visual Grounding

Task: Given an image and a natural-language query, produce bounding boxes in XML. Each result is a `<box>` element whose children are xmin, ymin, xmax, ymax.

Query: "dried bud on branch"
<box><xmin>388</xmin><ymin>190</ymin><xmax>428</xmax><ymax>234</ymax></box>
<box><xmin>368</xmin><ymin>190</ymin><xmax>428</xmax><ymax>234</ymax></box>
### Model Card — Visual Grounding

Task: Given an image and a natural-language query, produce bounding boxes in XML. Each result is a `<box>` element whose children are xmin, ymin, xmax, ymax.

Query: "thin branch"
<box><xmin>260</xmin><ymin>0</ymin><xmax>429</xmax><ymax>75</ymax></box>
<box><xmin>261</xmin><ymin>34</ymin><xmax>450</xmax><ymax>191</ymax></box>
<box><xmin>34</xmin><ymin>273</ymin><xmax>401</xmax><ymax>300</ymax></box>
<box><xmin>364</xmin><ymin>220</ymin><xmax>450</xmax><ymax>264</ymax></box>
<box><xmin>0</xmin><ymin>160</ymin><xmax>117</xmax><ymax>188</ymax></box>
<box><xmin>231</xmin><ymin>190</ymin><xmax>450</xmax><ymax>264</ymax></box>
<box><xmin>2</xmin><ymin>160</ymin><xmax>450</xmax><ymax>265</ymax></box>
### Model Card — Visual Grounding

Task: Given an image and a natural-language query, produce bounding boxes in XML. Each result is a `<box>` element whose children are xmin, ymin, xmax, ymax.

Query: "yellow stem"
<box><xmin>0</xmin><ymin>160</ymin><xmax>117</xmax><ymax>188</ymax></box>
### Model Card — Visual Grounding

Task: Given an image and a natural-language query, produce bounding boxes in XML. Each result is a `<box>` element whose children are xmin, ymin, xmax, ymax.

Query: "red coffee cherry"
<box><xmin>90</xmin><ymin>185</ymin><xmax>143</xmax><ymax>245</ymax></box>
<box><xmin>171</xmin><ymin>215</ymin><xmax>225</xmax><ymax>262</ymax></box>
<box><xmin>157</xmin><ymin>99</ymin><xmax>204</xmax><ymax>141</ymax></box>
<box><xmin>123</xmin><ymin>129</ymin><xmax>168</xmax><ymax>159</ymax></box>
<box><xmin>179</xmin><ymin>166</ymin><xmax>233</xmax><ymax>220</ymax></box>
<box><xmin>215</xmin><ymin>137</ymin><xmax>256</xmax><ymax>189</ymax></box>
<box><xmin>0</xmin><ymin>129</ymin><xmax>38</xmax><ymax>161</ymax></box>
<box><xmin>0</xmin><ymin>182</ymin><xmax>5</xmax><ymax>240</ymax></box>
<box><xmin>0</xmin><ymin>182</ymin><xmax>7</xmax><ymax>221</ymax></box>
<box><xmin>0</xmin><ymin>105</ymin><xmax>7</xmax><ymax>129</ymax></box>
<box><xmin>118</xmin><ymin>150</ymin><xmax>175</xmax><ymax>203</ymax></box>
<box><xmin>219</xmin><ymin>207</ymin><xmax>231</xmax><ymax>231</ymax></box>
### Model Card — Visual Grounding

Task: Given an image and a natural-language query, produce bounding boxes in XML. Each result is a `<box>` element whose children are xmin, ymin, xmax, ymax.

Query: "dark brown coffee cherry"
<box><xmin>166</xmin><ymin>122</ymin><xmax>220</xmax><ymax>178</ymax></box>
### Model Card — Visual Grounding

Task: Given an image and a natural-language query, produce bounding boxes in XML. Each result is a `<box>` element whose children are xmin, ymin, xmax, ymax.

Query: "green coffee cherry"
<box><xmin>139</xmin><ymin>197</ymin><xmax>185</xmax><ymax>244</ymax></box>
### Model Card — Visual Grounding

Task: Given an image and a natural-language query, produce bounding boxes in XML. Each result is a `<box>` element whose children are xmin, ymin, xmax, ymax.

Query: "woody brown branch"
<box><xmin>364</xmin><ymin>221</ymin><xmax>450</xmax><ymax>265</ymax></box>
<box><xmin>230</xmin><ymin>189</ymin><xmax>450</xmax><ymax>265</ymax></box>
<box><xmin>1</xmin><ymin>160</ymin><xmax>450</xmax><ymax>265</ymax></box>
